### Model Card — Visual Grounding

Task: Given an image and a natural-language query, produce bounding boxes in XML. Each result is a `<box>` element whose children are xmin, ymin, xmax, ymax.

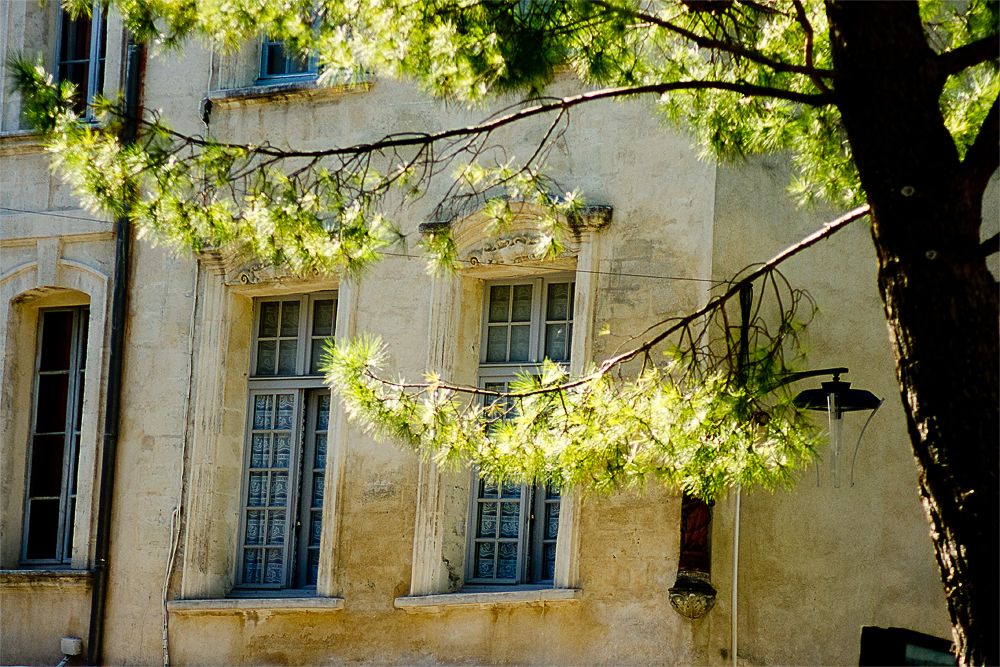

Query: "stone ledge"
<box><xmin>394</xmin><ymin>588</ymin><xmax>582</xmax><ymax>613</ymax></box>
<box><xmin>166</xmin><ymin>596</ymin><xmax>345</xmax><ymax>615</ymax></box>
<box><xmin>0</xmin><ymin>569</ymin><xmax>93</xmax><ymax>589</ymax></box>
<box><xmin>208</xmin><ymin>73</ymin><xmax>374</xmax><ymax>109</ymax></box>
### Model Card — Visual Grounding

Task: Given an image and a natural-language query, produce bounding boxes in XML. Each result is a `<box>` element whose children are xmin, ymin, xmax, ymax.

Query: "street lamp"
<box><xmin>791</xmin><ymin>367</ymin><xmax>883</xmax><ymax>487</ymax></box>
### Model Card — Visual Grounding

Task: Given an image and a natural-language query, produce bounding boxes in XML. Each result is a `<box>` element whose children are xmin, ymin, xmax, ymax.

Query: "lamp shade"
<box><xmin>794</xmin><ymin>379</ymin><xmax>881</xmax><ymax>413</ymax></box>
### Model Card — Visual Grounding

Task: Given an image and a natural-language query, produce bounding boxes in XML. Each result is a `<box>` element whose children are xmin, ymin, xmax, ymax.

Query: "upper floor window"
<box><xmin>22</xmin><ymin>306</ymin><xmax>89</xmax><ymax>565</ymax></box>
<box><xmin>467</xmin><ymin>277</ymin><xmax>574</xmax><ymax>586</ymax></box>
<box><xmin>237</xmin><ymin>293</ymin><xmax>335</xmax><ymax>591</ymax></box>
<box><xmin>259</xmin><ymin>37</ymin><xmax>317</xmax><ymax>82</ymax></box>
<box><xmin>57</xmin><ymin>3</ymin><xmax>107</xmax><ymax>118</ymax></box>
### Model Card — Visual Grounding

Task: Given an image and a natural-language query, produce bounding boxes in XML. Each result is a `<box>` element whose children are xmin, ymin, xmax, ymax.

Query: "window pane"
<box><xmin>546</xmin><ymin>283</ymin><xmax>572</xmax><ymax>321</ymax></box>
<box><xmin>25</xmin><ymin>499</ymin><xmax>60</xmax><ymax>560</ymax></box>
<box><xmin>500</xmin><ymin>481</ymin><xmax>521</xmax><ymax>498</ymax></box>
<box><xmin>499</xmin><ymin>502</ymin><xmax>520</xmax><ymax>538</ymax></box>
<box><xmin>497</xmin><ymin>542</ymin><xmax>518</xmax><ymax>579</ymax></box>
<box><xmin>475</xmin><ymin>542</ymin><xmax>495</xmax><ymax>578</ymax></box>
<box><xmin>488</xmin><ymin>285</ymin><xmax>510</xmax><ymax>323</ymax></box>
<box><xmin>248</xmin><ymin>473</ymin><xmax>266</xmax><ymax>506</ymax></box>
<box><xmin>279</xmin><ymin>301</ymin><xmax>300</xmax><ymax>337</ymax></box>
<box><xmin>477</xmin><ymin>502</ymin><xmax>497</xmax><ymax>538</ymax></box>
<box><xmin>313</xmin><ymin>299</ymin><xmax>335</xmax><ymax>337</ymax></box>
<box><xmin>545</xmin><ymin>323</ymin><xmax>569</xmax><ymax>361</ymax></box>
<box><xmin>277</xmin><ymin>340</ymin><xmax>298</xmax><ymax>375</ymax></box>
<box><xmin>317</xmin><ymin>394</ymin><xmax>331</xmax><ymax>431</ymax></box>
<box><xmin>256</xmin><ymin>340</ymin><xmax>277</xmax><ymax>376</ymax></box>
<box><xmin>314</xmin><ymin>433</ymin><xmax>327</xmax><ymax>469</ymax></box>
<box><xmin>266</xmin><ymin>510</ymin><xmax>286</xmax><ymax>546</ymax></box>
<box><xmin>39</xmin><ymin>311</ymin><xmax>74</xmax><ymax>371</ymax></box>
<box><xmin>29</xmin><ymin>435</ymin><xmax>65</xmax><ymax>497</ymax></box>
<box><xmin>264</xmin><ymin>549</ymin><xmax>284</xmax><ymax>584</ymax></box>
<box><xmin>265</xmin><ymin>43</ymin><xmax>287</xmax><ymax>76</ymax></box>
<box><xmin>312</xmin><ymin>473</ymin><xmax>325</xmax><ymax>506</ymax></box>
<box><xmin>78</xmin><ymin>311</ymin><xmax>89</xmax><ymax>369</ymax></box>
<box><xmin>546</xmin><ymin>501</ymin><xmax>560</xmax><ymax>540</ymax></box>
<box><xmin>245</xmin><ymin>510</ymin><xmax>265</xmax><ymax>545</ymax></box>
<box><xmin>511</xmin><ymin>284</ymin><xmax>533</xmax><ymax>321</ymax></box>
<box><xmin>259</xmin><ymin>302</ymin><xmax>279</xmax><ymax>338</ymax></box>
<box><xmin>275</xmin><ymin>394</ymin><xmax>295</xmax><ymax>429</ymax></box>
<box><xmin>75</xmin><ymin>373</ymin><xmax>85</xmax><ymax>429</ymax></box>
<box><xmin>310</xmin><ymin>338</ymin><xmax>329</xmax><ymax>375</ymax></box>
<box><xmin>485</xmin><ymin>327</ymin><xmax>508</xmax><ymax>363</ymax></box>
<box><xmin>273</xmin><ymin>433</ymin><xmax>292</xmax><ymax>468</ymax></box>
<box><xmin>480</xmin><ymin>478</ymin><xmax>499</xmax><ymax>499</ymax></box>
<box><xmin>543</xmin><ymin>544</ymin><xmax>557</xmax><ymax>581</ymax></box>
<box><xmin>36</xmin><ymin>374</ymin><xmax>70</xmax><ymax>433</ymax></box>
<box><xmin>270</xmin><ymin>472</ymin><xmax>289</xmax><ymax>506</ymax></box>
<box><xmin>253</xmin><ymin>395</ymin><xmax>274</xmax><ymax>430</ymax></box>
<box><xmin>307</xmin><ymin>550</ymin><xmax>320</xmax><ymax>586</ymax></box>
<box><xmin>309</xmin><ymin>513</ymin><xmax>323</xmax><ymax>547</ymax></box>
<box><xmin>243</xmin><ymin>549</ymin><xmax>262</xmax><ymax>584</ymax></box>
<box><xmin>250</xmin><ymin>434</ymin><xmax>271</xmax><ymax>468</ymax></box>
<box><xmin>509</xmin><ymin>325</ymin><xmax>530</xmax><ymax>361</ymax></box>
<box><xmin>65</xmin><ymin>496</ymin><xmax>76</xmax><ymax>561</ymax></box>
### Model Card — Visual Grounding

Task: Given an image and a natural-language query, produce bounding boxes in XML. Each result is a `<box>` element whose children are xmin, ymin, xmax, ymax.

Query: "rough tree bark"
<box><xmin>826</xmin><ymin>3</ymin><xmax>999</xmax><ymax>665</ymax></box>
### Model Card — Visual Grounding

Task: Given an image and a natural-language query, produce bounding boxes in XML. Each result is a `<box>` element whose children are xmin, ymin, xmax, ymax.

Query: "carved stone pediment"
<box><xmin>418</xmin><ymin>201</ymin><xmax>612</xmax><ymax>271</ymax></box>
<box><xmin>198</xmin><ymin>245</ymin><xmax>338</xmax><ymax>290</ymax></box>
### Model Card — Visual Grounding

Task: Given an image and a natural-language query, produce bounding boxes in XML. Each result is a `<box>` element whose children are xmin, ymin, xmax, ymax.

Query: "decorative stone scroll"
<box><xmin>465</xmin><ymin>232</ymin><xmax>547</xmax><ymax>267</ymax></box>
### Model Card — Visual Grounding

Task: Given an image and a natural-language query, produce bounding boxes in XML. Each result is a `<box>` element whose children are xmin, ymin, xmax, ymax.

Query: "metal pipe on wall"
<box><xmin>87</xmin><ymin>37</ymin><xmax>143</xmax><ymax>667</ymax></box>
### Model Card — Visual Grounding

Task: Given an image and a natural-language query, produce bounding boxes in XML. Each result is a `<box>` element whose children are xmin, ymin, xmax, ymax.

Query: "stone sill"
<box><xmin>166</xmin><ymin>596</ymin><xmax>344</xmax><ymax>615</ymax></box>
<box><xmin>394</xmin><ymin>588</ymin><xmax>582</xmax><ymax>613</ymax></box>
<box><xmin>0</xmin><ymin>569</ymin><xmax>93</xmax><ymax>589</ymax></box>
<box><xmin>208</xmin><ymin>73</ymin><xmax>374</xmax><ymax>110</ymax></box>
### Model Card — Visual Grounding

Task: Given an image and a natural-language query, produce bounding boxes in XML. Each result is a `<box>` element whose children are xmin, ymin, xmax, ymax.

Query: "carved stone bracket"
<box><xmin>668</xmin><ymin>570</ymin><xmax>718</xmax><ymax>620</ymax></box>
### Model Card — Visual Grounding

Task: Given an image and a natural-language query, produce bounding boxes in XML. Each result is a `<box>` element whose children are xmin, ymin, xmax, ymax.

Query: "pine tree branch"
<box><xmin>592</xmin><ymin>0</ymin><xmax>836</xmax><ymax>82</ymax></box>
<box><xmin>362</xmin><ymin>205</ymin><xmax>870</xmax><ymax>400</ymax></box>
<box><xmin>937</xmin><ymin>32</ymin><xmax>1000</xmax><ymax>78</ymax></box>
<box><xmin>124</xmin><ymin>81</ymin><xmax>831</xmax><ymax>162</ymax></box>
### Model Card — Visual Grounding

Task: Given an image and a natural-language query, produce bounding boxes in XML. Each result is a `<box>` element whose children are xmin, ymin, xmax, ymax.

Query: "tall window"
<box><xmin>467</xmin><ymin>277</ymin><xmax>574</xmax><ymax>585</ymax></box>
<box><xmin>237</xmin><ymin>293</ymin><xmax>336</xmax><ymax>590</ymax></box>
<box><xmin>22</xmin><ymin>307</ymin><xmax>89</xmax><ymax>564</ymax></box>
<box><xmin>259</xmin><ymin>37</ymin><xmax>317</xmax><ymax>81</ymax></box>
<box><xmin>57</xmin><ymin>3</ymin><xmax>107</xmax><ymax>118</ymax></box>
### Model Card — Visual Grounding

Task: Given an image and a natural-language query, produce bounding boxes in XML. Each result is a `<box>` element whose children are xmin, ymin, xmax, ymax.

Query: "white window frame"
<box><xmin>235</xmin><ymin>292</ymin><xmax>336</xmax><ymax>591</ymax></box>
<box><xmin>55</xmin><ymin>1</ymin><xmax>107</xmax><ymax>120</ymax></box>
<box><xmin>465</xmin><ymin>275</ymin><xmax>574</xmax><ymax>586</ymax></box>
<box><xmin>21</xmin><ymin>306</ymin><xmax>89</xmax><ymax>565</ymax></box>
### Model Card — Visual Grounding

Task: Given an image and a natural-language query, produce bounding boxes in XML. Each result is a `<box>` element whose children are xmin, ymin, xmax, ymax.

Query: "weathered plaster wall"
<box><xmin>708</xmin><ymin>155</ymin><xmax>953</xmax><ymax>666</ymax></box>
<box><xmin>0</xmin><ymin>574</ymin><xmax>92</xmax><ymax>666</ymax></box>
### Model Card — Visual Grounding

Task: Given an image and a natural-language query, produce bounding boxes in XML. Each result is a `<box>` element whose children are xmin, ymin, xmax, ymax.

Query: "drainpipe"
<box><xmin>87</xmin><ymin>37</ymin><xmax>143</xmax><ymax>667</ymax></box>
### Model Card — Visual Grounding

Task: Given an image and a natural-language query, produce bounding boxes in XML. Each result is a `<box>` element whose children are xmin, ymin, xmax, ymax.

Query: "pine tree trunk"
<box><xmin>826</xmin><ymin>3</ymin><xmax>999</xmax><ymax>665</ymax></box>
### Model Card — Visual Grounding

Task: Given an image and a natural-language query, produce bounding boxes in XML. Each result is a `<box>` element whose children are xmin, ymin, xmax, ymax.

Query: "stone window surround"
<box><xmin>0</xmin><ymin>233</ymin><xmax>113</xmax><ymax>572</ymax></box>
<box><xmin>0</xmin><ymin>1</ymin><xmax>126</xmax><ymax>135</ymax></box>
<box><xmin>205</xmin><ymin>35</ymin><xmax>373</xmax><ymax>113</ymax></box>
<box><xmin>172</xmin><ymin>249</ymin><xmax>357</xmax><ymax>609</ymax></box>
<box><xmin>402</xmin><ymin>202</ymin><xmax>611</xmax><ymax>607</ymax></box>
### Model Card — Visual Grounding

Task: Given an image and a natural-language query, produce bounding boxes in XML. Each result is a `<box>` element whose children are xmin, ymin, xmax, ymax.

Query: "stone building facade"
<box><xmin>3</xmin><ymin>5</ymin><xmax>994</xmax><ymax>666</ymax></box>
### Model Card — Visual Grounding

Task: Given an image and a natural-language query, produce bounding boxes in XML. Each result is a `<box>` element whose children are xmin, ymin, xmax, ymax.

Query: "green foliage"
<box><xmin>8</xmin><ymin>0</ymin><xmax>996</xmax><ymax>500</ymax></box>
<box><xmin>325</xmin><ymin>336</ymin><xmax>819</xmax><ymax>502</ymax></box>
